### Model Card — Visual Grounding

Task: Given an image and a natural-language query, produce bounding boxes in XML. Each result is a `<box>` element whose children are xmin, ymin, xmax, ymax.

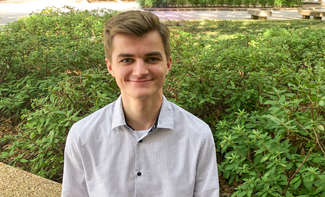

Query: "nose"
<box><xmin>133</xmin><ymin>59</ymin><xmax>149</xmax><ymax>77</ymax></box>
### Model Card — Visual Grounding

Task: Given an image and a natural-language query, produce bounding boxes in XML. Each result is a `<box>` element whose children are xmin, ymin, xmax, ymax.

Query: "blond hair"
<box><xmin>103</xmin><ymin>11</ymin><xmax>170</xmax><ymax>62</ymax></box>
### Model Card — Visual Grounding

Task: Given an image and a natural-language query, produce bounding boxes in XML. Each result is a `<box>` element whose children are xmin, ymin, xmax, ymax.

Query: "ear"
<box><xmin>106</xmin><ymin>59</ymin><xmax>115</xmax><ymax>77</ymax></box>
<box><xmin>166</xmin><ymin>57</ymin><xmax>172</xmax><ymax>74</ymax></box>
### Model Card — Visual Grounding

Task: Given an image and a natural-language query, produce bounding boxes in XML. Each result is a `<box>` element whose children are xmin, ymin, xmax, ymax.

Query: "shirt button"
<box><xmin>139</xmin><ymin>140</ymin><xmax>143</xmax><ymax>143</ymax></box>
<box><xmin>137</xmin><ymin>172</ymin><xmax>142</xmax><ymax>176</ymax></box>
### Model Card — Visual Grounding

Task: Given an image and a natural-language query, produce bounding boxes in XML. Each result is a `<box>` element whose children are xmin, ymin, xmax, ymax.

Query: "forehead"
<box><xmin>111</xmin><ymin>31</ymin><xmax>165</xmax><ymax>56</ymax></box>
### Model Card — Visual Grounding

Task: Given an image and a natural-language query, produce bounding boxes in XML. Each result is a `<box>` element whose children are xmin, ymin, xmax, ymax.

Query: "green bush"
<box><xmin>250</xmin><ymin>0</ymin><xmax>259</xmax><ymax>7</ymax></box>
<box><xmin>274</xmin><ymin>0</ymin><xmax>283</xmax><ymax>7</ymax></box>
<box><xmin>1</xmin><ymin>69</ymin><xmax>119</xmax><ymax>180</ymax></box>
<box><xmin>145</xmin><ymin>0</ymin><xmax>154</xmax><ymax>7</ymax></box>
<box><xmin>259</xmin><ymin>0</ymin><xmax>267</xmax><ymax>7</ymax></box>
<box><xmin>137</xmin><ymin>0</ymin><xmax>146</xmax><ymax>7</ymax></box>
<box><xmin>178</xmin><ymin>0</ymin><xmax>188</xmax><ymax>6</ymax></box>
<box><xmin>0</xmin><ymin>6</ymin><xmax>120</xmax><ymax>181</ymax></box>
<box><xmin>217</xmin><ymin>0</ymin><xmax>226</xmax><ymax>6</ymax></box>
<box><xmin>225</xmin><ymin>0</ymin><xmax>234</xmax><ymax>7</ymax></box>
<box><xmin>234</xmin><ymin>0</ymin><xmax>242</xmax><ymax>7</ymax></box>
<box><xmin>243</xmin><ymin>0</ymin><xmax>250</xmax><ymax>7</ymax></box>
<box><xmin>267</xmin><ymin>0</ymin><xmax>275</xmax><ymax>7</ymax></box>
<box><xmin>1</xmin><ymin>7</ymin><xmax>325</xmax><ymax>196</ymax></box>
<box><xmin>188</xmin><ymin>0</ymin><xmax>202</xmax><ymax>6</ymax></box>
<box><xmin>167</xmin><ymin>22</ymin><xmax>325</xmax><ymax>196</ymax></box>
<box><xmin>0</xmin><ymin>6</ymin><xmax>118</xmax><ymax>118</ymax></box>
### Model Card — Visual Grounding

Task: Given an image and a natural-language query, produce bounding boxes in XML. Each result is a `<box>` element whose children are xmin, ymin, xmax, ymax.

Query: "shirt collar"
<box><xmin>111</xmin><ymin>95</ymin><xmax>126</xmax><ymax>130</ymax></box>
<box><xmin>111</xmin><ymin>95</ymin><xmax>174</xmax><ymax>131</ymax></box>
<box><xmin>157</xmin><ymin>95</ymin><xmax>174</xmax><ymax>130</ymax></box>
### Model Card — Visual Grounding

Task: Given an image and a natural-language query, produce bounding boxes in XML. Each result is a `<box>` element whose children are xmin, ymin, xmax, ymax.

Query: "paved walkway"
<box><xmin>151</xmin><ymin>10</ymin><xmax>305</xmax><ymax>20</ymax></box>
<box><xmin>0</xmin><ymin>1</ymin><xmax>140</xmax><ymax>25</ymax></box>
<box><xmin>1</xmin><ymin>1</ymin><xmax>324</xmax><ymax>26</ymax></box>
<box><xmin>0</xmin><ymin>162</ymin><xmax>61</xmax><ymax>196</ymax></box>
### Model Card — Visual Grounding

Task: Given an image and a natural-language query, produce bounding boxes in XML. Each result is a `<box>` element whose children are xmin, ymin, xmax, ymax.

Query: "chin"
<box><xmin>130</xmin><ymin>91</ymin><xmax>161</xmax><ymax>101</ymax></box>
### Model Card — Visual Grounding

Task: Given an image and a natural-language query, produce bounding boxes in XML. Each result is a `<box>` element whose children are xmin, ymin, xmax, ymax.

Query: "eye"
<box><xmin>121</xmin><ymin>58</ymin><xmax>132</xmax><ymax>63</ymax></box>
<box><xmin>148</xmin><ymin>57</ymin><xmax>159</xmax><ymax>62</ymax></box>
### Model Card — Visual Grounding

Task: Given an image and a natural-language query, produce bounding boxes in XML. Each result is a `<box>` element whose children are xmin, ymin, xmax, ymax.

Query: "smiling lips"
<box><xmin>129</xmin><ymin>79</ymin><xmax>153</xmax><ymax>83</ymax></box>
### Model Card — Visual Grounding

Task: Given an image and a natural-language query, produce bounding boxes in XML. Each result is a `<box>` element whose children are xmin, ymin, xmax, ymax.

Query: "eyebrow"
<box><xmin>117</xmin><ymin>53</ymin><xmax>134</xmax><ymax>58</ymax></box>
<box><xmin>117</xmin><ymin>51</ymin><xmax>163</xmax><ymax>58</ymax></box>
<box><xmin>145</xmin><ymin>51</ymin><xmax>163</xmax><ymax>58</ymax></box>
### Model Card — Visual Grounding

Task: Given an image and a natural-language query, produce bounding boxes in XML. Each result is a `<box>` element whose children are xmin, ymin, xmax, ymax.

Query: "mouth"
<box><xmin>129</xmin><ymin>79</ymin><xmax>153</xmax><ymax>83</ymax></box>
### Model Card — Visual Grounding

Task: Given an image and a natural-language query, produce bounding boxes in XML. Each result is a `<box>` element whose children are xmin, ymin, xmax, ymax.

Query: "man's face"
<box><xmin>106</xmin><ymin>30</ymin><xmax>172</xmax><ymax>101</ymax></box>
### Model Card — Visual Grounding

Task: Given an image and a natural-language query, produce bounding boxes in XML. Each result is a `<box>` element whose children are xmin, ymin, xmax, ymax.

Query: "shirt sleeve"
<box><xmin>194</xmin><ymin>128</ymin><xmax>220</xmax><ymax>197</ymax></box>
<box><xmin>61</xmin><ymin>131</ymin><xmax>89</xmax><ymax>197</ymax></box>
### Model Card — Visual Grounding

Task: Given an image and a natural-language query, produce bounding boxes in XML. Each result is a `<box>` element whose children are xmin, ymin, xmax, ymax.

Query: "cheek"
<box><xmin>115</xmin><ymin>68</ymin><xmax>131</xmax><ymax>81</ymax></box>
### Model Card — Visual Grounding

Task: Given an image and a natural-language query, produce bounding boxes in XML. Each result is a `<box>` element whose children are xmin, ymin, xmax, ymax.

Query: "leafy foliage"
<box><xmin>170</xmin><ymin>22</ymin><xmax>325</xmax><ymax>196</ymax></box>
<box><xmin>0</xmin><ymin>6</ymin><xmax>119</xmax><ymax>181</ymax></box>
<box><xmin>0</xmin><ymin>6</ymin><xmax>118</xmax><ymax>116</ymax></box>
<box><xmin>165</xmin><ymin>20</ymin><xmax>325</xmax><ymax>196</ymax></box>
<box><xmin>0</xmin><ymin>7</ymin><xmax>325</xmax><ymax>196</ymax></box>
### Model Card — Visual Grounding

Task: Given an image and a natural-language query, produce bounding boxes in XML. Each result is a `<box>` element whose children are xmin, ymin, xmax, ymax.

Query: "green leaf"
<box><xmin>254</xmin><ymin>154</ymin><xmax>263</xmax><ymax>166</ymax></box>
<box><xmin>19</xmin><ymin>159</ymin><xmax>28</xmax><ymax>163</ymax></box>
<box><xmin>259</xmin><ymin>96</ymin><xmax>263</xmax><ymax>104</ymax></box>
<box><xmin>312</xmin><ymin>157</ymin><xmax>325</xmax><ymax>163</ymax></box>
<box><xmin>237</xmin><ymin>190</ymin><xmax>247</xmax><ymax>197</ymax></box>
<box><xmin>263</xmin><ymin>115</ymin><xmax>281</xmax><ymax>124</ymax></box>
<box><xmin>303</xmin><ymin>178</ymin><xmax>313</xmax><ymax>191</ymax></box>
<box><xmin>236</xmin><ymin>100</ymin><xmax>241</xmax><ymax>108</ymax></box>
<box><xmin>264</xmin><ymin>100</ymin><xmax>276</xmax><ymax>105</ymax></box>
<box><xmin>291</xmin><ymin>175</ymin><xmax>300</xmax><ymax>184</ymax></box>
<box><xmin>247</xmin><ymin>190</ymin><xmax>253</xmax><ymax>197</ymax></box>
<box><xmin>230</xmin><ymin>81</ymin><xmax>235</xmax><ymax>89</ymax></box>
<box><xmin>313</xmin><ymin>184</ymin><xmax>325</xmax><ymax>194</ymax></box>
<box><xmin>1</xmin><ymin>152</ymin><xmax>8</xmax><ymax>158</ymax></box>
<box><xmin>318</xmin><ymin>125</ymin><xmax>324</xmax><ymax>131</ymax></box>
<box><xmin>223</xmin><ymin>169</ymin><xmax>230</xmax><ymax>179</ymax></box>
<box><xmin>53</xmin><ymin>111</ymin><xmax>66</xmax><ymax>115</ymax></box>
<box><xmin>30</xmin><ymin>132</ymin><xmax>35</xmax><ymax>139</ymax></box>
<box><xmin>225</xmin><ymin>163</ymin><xmax>235</xmax><ymax>170</ymax></box>
<box><xmin>264</xmin><ymin>166</ymin><xmax>276</xmax><ymax>178</ymax></box>
<box><xmin>229</xmin><ymin>175</ymin><xmax>235</xmax><ymax>184</ymax></box>
<box><xmin>260</xmin><ymin>153</ymin><xmax>270</xmax><ymax>163</ymax></box>
<box><xmin>285</xmin><ymin>191</ymin><xmax>294</xmax><ymax>197</ymax></box>
<box><xmin>279</xmin><ymin>95</ymin><xmax>285</xmax><ymax>103</ymax></box>
<box><xmin>270</xmin><ymin>192</ymin><xmax>282</xmax><ymax>197</ymax></box>
<box><xmin>319</xmin><ymin>100</ymin><xmax>325</xmax><ymax>107</ymax></box>
<box><xmin>293</xmin><ymin>178</ymin><xmax>301</xmax><ymax>189</ymax></box>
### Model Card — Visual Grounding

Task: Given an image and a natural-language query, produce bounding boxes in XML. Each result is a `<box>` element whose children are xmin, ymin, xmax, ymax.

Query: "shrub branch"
<box><xmin>283</xmin><ymin>144</ymin><xmax>316</xmax><ymax>194</ymax></box>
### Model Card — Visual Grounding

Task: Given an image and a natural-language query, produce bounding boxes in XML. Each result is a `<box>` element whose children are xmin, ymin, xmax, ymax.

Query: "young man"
<box><xmin>62</xmin><ymin>11</ymin><xmax>219</xmax><ymax>197</ymax></box>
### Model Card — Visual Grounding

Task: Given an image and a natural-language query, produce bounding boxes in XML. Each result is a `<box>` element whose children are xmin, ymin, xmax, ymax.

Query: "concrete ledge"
<box><xmin>247</xmin><ymin>8</ymin><xmax>272</xmax><ymax>19</ymax></box>
<box><xmin>298</xmin><ymin>9</ymin><xmax>325</xmax><ymax>19</ymax></box>
<box><xmin>247</xmin><ymin>8</ymin><xmax>272</xmax><ymax>16</ymax></box>
<box><xmin>0</xmin><ymin>162</ymin><xmax>61</xmax><ymax>196</ymax></box>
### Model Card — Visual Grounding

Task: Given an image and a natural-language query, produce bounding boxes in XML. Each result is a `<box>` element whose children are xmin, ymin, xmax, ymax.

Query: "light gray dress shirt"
<box><xmin>62</xmin><ymin>95</ymin><xmax>219</xmax><ymax>197</ymax></box>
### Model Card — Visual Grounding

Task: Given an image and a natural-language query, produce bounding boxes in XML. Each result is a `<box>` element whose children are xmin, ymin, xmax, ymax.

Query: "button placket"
<box><xmin>135</xmin><ymin>137</ymin><xmax>143</xmax><ymax>196</ymax></box>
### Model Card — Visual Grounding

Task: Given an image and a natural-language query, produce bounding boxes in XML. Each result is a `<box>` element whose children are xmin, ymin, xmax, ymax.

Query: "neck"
<box><xmin>121</xmin><ymin>93</ymin><xmax>163</xmax><ymax>131</ymax></box>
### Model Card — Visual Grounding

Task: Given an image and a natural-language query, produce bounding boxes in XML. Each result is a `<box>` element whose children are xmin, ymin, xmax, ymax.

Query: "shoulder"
<box><xmin>68</xmin><ymin>100</ymin><xmax>116</xmax><ymax>142</ymax></box>
<box><xmin>168</xmin><ymin>100</ymin><xmax>211</xmax><ymax>137</ymax></box>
